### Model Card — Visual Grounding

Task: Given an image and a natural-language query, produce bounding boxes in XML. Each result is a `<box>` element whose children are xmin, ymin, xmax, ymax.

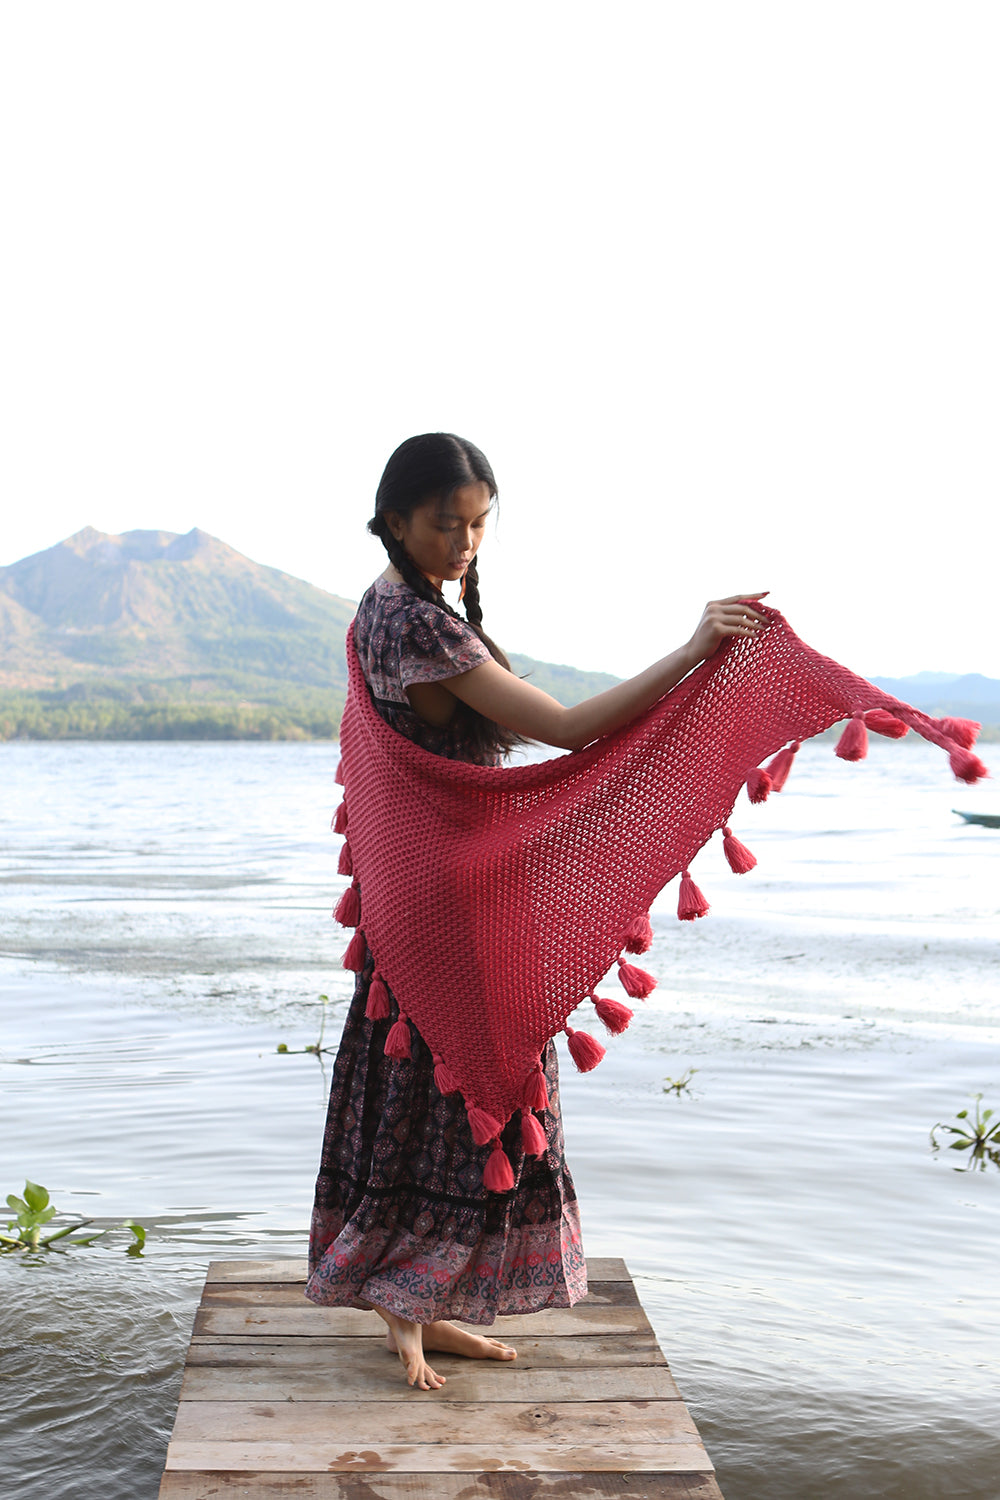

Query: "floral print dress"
<box><xmin>305</xmin><ymin>577</ymin><xmax>587</xmax><ymax>1324</ymax></box>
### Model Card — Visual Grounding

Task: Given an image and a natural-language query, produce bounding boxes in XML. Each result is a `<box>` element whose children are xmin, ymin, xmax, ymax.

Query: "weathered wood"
<box><xmin>205</xmin><ymin>1257</ymin><xmax>631</xmax><ymax>1284</ymax></box>
<box><xmin>160</xmin><ymin>1257</ymin><xmax>721</xmax><ymax>1498</ymax></box>
<box><xmin>159</xmin><ymin>1472</ymin><xmax>726</xmax><ymax>1499</ymax></box>
<box><xmin>186</xmin><ymin>1331</ymin><xmax>671</xmax><ymax>1370</ymax></box>
<box><xmin>170</xmin><ymin>1398</ymin><xmax>699</xmax><ymax>1445</ymax></box>
<box><xmin>193</xmin><ymin>1302</ymin><xmax>651</xmax><ymax>1341</ymax></box>
<box><xmin>179</xmin><ymin>1361</ymin><xmax>683</xmax><ymax>1404</ymax></box>
<box><xmin>167</xmin><ymin>1441</ymin><xmax>714</xmax><ymax>1474</ymax></box>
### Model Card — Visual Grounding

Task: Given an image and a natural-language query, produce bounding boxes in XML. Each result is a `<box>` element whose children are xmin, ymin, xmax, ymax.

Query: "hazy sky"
<box><xmin>2</xmin><ymin>2</ymin><xmax>998</xmax><ymax>679</ymax></box>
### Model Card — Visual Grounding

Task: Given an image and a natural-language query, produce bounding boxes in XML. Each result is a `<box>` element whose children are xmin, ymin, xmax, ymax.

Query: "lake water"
<box><xmin>1</xmin><ymin>738</ymin><xmax>998</xmax><ymax>1499</ymax></box>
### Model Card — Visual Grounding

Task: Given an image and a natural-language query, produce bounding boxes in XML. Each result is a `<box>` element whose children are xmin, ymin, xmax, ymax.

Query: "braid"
<box><xmin>462</xmin><ymin>557</ymin><xmax>483</xmax><ymax>628</ymax></box>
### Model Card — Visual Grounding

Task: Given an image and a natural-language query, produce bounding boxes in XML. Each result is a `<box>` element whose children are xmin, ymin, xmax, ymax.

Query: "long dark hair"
<box><xmin>368</xmin><ymin>433</ymin><xmax>518</xmax><ymax>760</ymax></box>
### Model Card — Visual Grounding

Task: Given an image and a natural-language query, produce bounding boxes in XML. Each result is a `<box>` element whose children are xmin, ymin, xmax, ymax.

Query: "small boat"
<box><xmin>953</xmin><ymin>810</ymin><xmax>1000</xmax><ymax>828</ymax></box>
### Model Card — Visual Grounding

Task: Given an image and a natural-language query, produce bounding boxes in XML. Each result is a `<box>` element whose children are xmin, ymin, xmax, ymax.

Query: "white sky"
<box><xmin>2</xmin><ymin>1</ymin><xmax>998</xmax><ymax>679</ymax></box>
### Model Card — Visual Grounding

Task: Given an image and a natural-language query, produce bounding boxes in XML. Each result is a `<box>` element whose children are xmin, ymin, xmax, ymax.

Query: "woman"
<box><xmin>306</xmin><ymin>432</ymin><xmax>766</xmax><ymax>1391</ymax></box>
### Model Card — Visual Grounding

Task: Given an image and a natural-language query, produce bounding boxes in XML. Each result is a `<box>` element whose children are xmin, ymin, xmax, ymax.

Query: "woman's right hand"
<box><xmin>686</xmin><ymin>594</ymin><xmax>770</xmax><ymax>666</ymax></box>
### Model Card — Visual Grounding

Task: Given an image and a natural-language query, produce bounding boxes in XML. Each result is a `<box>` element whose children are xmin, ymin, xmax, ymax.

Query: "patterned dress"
<box><xmin>305</xmin><ymin>576</ymin><xmax>587</xmax><ymax>1324</ymax></box>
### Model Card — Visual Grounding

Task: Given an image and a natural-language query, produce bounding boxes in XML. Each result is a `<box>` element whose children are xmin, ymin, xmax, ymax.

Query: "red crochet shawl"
<box><xmin>333</xmin><ymin>605</ymin><xmax>987</xmax><ymax>1190</ymax></box>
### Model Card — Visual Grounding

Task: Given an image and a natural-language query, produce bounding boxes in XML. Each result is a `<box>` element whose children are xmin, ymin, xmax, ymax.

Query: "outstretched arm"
<box><xmin>407</xmin><ymin>594</ymin><xmax>769</xmax><ymax>752</ymax></box>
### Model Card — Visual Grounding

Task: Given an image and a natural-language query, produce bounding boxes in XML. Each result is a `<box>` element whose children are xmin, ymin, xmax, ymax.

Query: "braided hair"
<box><xmin>368</xmin><ymin>433</ymin><xmax>519</xmax><ymax>760</ymax></box>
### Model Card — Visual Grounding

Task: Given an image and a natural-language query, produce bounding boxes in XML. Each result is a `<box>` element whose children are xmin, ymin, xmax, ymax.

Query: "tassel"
<box><xmin>483</xmin><ymin>1140</ymin><xmax>514</xmax><ymax>1192</ymax></box>
<box><xmin>384</xmin><ymin>1013</ymin><xmax>412</xmax><ymax>1060</ymax></box>
<box><xmin>835</xmin><ymin>714</ymin><xmax>868</xmax><ymax>762</ymax></box>
<box><xmin>521</xmin><ymin>1109</ymin><xmax>547</xmax><ymax>1156</ymax></box>
<box><xmin>865</xmin><ymin>708</ymin><xmax>909</xmax><ymax>739</ymax></box>
<box><xmin>746</xmin><ymin>766</ymin><xmax>772</xmax><ymax>804</ymax></box>
<box><xmin>342</xmin><ymin>928</ymin><xmax>366</xmax><ymax>972</ymax></box>
<box><xmin>334</xmin><ymin>759</ymin><xmax>345</xmax><ymax>785</ymax></box>
<box><xmin>523</xmin><ymin>1067</ymin><xmax>549</xmax><ymax>1112</ymax></box>
<box><xmin>565</xmin><ymin>1025</ymin><xmax>606</xmax><ymax>1072</ymax></box>
<box><xmin>949</xmin><ymin>745</ymin><xmax>988</xmax><ymax>785</ymax></box>
<box><xmin>765</xmin><ymin>741</ymin><xmax>800</xmax><ymax>792</ymax></box>
<box><xmin>722</xmin><ymin>826</ymin><xmax>757</xmax><ymax>874</ymax></box>
<box><xmin>333</xmin><ymin>883</ymin><xmax>361</xmax><ymax>927</ymax></box>
<box><xmin>467</xmin><ymin>1103</ymin><xmax>503</xmax><ymax>1146</ymax></box>
<box><xmin>365</xmin><ymin>975</ymin><xmax>390</xmax><ymax>1020</ymax></box>
<box><xmin>677</xmin><ymin>869</ymin><xmax>710</xmax><ymax>921</ymax></box>
<box><xmin>332</xmin><ymin>800</ymin><xmax>348</xmax><ymax>834</ymax></box>
<box><xmin>941</xmin><ymin>717</ymin><xmax>981</xmax><ymax>750</ymax></box>
<box><xmin>617</xmin><ymin>959</ymin><xmax>656</xmax><ymax>999</ymax></box>
<box><xmin>337</xmin><ymin>841</ymin><xmax>353</xmax><ymax>876</ymax></box>
<box><xmin>623</xmin><ymin>911</ymin><xmax>653</xmax><ymax>954</ymax></box>
<box><xmin>593</xmin><ymin>994</ymin><xmax>633</xmax><ymax>1034</ymax></box>
<box><xmin>432</xmin><ymin>1053</ymin><xmax>461</xmax><ymax>1095</ymax></box>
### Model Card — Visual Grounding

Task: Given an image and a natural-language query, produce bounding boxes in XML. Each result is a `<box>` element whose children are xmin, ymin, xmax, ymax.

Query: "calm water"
<box><xmin>1</xmin><ymin>739</ymin><xmax>998</xmax><ymax>1499</ymax></box>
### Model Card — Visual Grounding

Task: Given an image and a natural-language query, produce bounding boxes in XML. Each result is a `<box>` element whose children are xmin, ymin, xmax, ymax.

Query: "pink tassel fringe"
<box><xmin>337</xmin><ymin>841</ymin><xmax>353</xmax><ymax>876</ymax></box>
<box><xmin>677</xmin><ymin>869</ymin><xmax>710</xmax><ymax>921</ymax></box>
<box><xmin>865</xmin><ymin>708</ymin><xmax>909</xmax><ymax>739</ymax></box>
<box><xmin>565</xmin><ymin>1025</ymin><xmax>606</xmax><ymax>1072</ymax></box>
<box><xmin>521</xmin><ymin>1110</ymin><xmax>547</xmax><ymax>1156</ymax></box>
<box><xmin>765</xmin><ymin>741</ymin><xmax>800</xmax><ymax>792</ymax></box>
<box><xmin>334</xmin><ymin>884</ymin><xmax>361</xmax><ymax>927</ymax></box>
<box><xmin>483</xmin><ymin>1141</ymin><xmax>514</xmax><ymax>1192</ymax></box>
<box><xmin>332</xmin><ymin>800</ymin><xmax>348</xmax><ymax>834</ymax></box>
<box><xmin>746</xmin><ymin>766</ymin><xmax>772</xmax><ymax>803</ymax></box>
<box><xmin>941</xmin><ymin>717</ymin><xmax>981</xmax><ymax>750</ymax></box>
<box><xmin>384</xmin><ymin>1014</ymin><xmax>412</xmax><ymax>1060</ymax></box>
<box><xmin>623</xmin><ymin>911</ymin><xmax>654</xmax><ymax>954</ymax></box>
<box><xmin>949</xmin><ymin>745</ymin><xmax>988</xmax><ymax>784</ymax></box>
<box><xmin>835</xmin><ymin>714</ymin><xmax>869</xmax><ymax>762</ymax></box>
<box><xmin>342</xmin><ymin>928</ymin><xmax>366</xmax><ymax>972</ymax></box>
<box><xmin>523</xmin><ymin>1068</ymin><xmax>549</xmax><ymax>1112</ymax></box>
<box><xmin>433</xmin><ymin>1053</ymin><xmax>461</xmax><ymax>1095</ymax></box>
<box><xmin>365</xmin><ymin>976</ymin><xmax>390</xmax><ymax>1020</ymax></box>
<box><xmin>593</xmin><ymin>994</ymin><xmax>633</xmax><ymax>1034</ymax></box>
<box><xmin>467</xmin><ymin>1103</ymin><xmax>503</xmax><ymax>1146</ymax></box>
<box><xmin>722</xmin><ymin>825</ymin><xmax>757</xmax><ymax>874</ymax></box>
<box><xmin>617</xmin><ymin>959</ymin><xmax>656</xmax><ymax>999</ymax></box>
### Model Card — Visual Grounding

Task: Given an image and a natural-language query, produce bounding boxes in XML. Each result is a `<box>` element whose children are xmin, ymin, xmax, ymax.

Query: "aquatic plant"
<box><xmin>663</xmin><ymin>1067</ymin><xmax>698</xmax><ymax>1095</ymax></box>
<box><xmin>1</xmin><ymin>1181</ymin><xmax>146</xmax><ymax>1255</ymax></box>
<box><xmin>276</xmin><ymin>995</ymin><xmax>337</xmax><ymax>1057</ymax></box>
<box><xmin>930</xmin><ymin>1095</ymin><xmax>1000</xmax><ymax>1171</ymax></box>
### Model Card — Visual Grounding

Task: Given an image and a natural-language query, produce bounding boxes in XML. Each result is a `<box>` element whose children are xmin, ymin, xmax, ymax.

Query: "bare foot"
<box><xmin>422</xmin><ymin>1319</ymin><xmax>517</xmax><ymax>1361</ymax></box>
<box><xmin>373</xmin><ymin>1308</ymin><xmax>445</xmax><ymax>1390</ymax></box>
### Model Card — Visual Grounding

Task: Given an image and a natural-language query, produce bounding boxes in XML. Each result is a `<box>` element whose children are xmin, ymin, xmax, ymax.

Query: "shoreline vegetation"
<box><xmin>3</xmin><ymin>690</ymin><xmax>997</xmax><ymax>744</ymax></box>
<box><xmin>0</xmin><ymin>656</ymin><xmax>627</xmax><ymax>742</ymax></box>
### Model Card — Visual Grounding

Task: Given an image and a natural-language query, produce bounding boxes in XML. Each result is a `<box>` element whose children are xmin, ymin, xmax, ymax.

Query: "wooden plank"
<box><xmin>193</xmin><ymin>1302</ymin><xmax>650</xmax><ymax>1341</ymax></box>
<box><xmin>160</xmin><ymin>1256</ymin><xmax>723</xmax><ymax>1499</ymax></box>
<box><xmin>159</xmin><ymin>1471</ymin><xmax>726</xmax><ymax>1498</ymax></box>
<box><xmin>186</xmin><ymin>1331</ymin><xmax>670</xmax><ymax>1370</ymax></box>
<box><xmin>179</xmin><ymin>1361</ymin><xmax>683</xmax><ymax>1404</ymax></box>
<box><xmin>169</xmin><ymin>1397</ymin><xmax>700</xmax><ymax>1445</ymax></box>
<box><xmin>205</xmin><ymin>1256</ymin><xmax>630</xmax><ymax>1284</ymax></box>
<box><xmin>166</xmin><ymin>1441</ymin><xmax>712</xmax><ymax>1475</ymax></box>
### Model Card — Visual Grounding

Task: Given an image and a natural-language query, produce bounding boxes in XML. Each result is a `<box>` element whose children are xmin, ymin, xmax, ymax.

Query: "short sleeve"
<box><xmin>398</xmin><ymin>600</ymin><xmax>492</xmax><ymax>688</ymax></box>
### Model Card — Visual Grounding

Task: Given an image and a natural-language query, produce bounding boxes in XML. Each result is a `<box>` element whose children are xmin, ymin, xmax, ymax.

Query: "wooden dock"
<box><xmin>158</xmin><ymin>1256</ymin><xmax>723</xmax><ymax>1499</ymax></box>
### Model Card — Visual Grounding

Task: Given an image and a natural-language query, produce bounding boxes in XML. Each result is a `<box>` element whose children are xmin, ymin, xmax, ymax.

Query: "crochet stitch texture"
<box><xmin>334</xmin><ymin>604</ymin><xmax>986</xmax><ymax>1188</ymax></box>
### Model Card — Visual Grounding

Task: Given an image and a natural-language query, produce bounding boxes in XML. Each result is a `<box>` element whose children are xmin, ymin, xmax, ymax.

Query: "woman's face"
<box><xmin>387</xmin><ymin>481</ymin><xmax>492</xmax><ymax>588</ymax></box>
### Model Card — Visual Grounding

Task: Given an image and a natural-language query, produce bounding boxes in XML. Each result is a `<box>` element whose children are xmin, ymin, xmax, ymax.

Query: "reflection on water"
<box><xmin>1</xmin><ymin>739</ymin><xmax>999</xmax><ymax>1499</ymax></box>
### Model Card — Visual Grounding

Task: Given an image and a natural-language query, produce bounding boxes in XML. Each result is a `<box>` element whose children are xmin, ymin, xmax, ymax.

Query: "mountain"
<box><xmin>0</xmin><ymin>526</ymin><xmax>357</xmax><ymax>693</ymax></box>
<box><xmin>870</xmin><ymin>672</ymin><xmax>1000</xmax><ymax>723</ymax></box>
<box><xmin>0</xmin><ymin>528</ymin><xmax>617</xmax><ymax>740</ymax></box>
